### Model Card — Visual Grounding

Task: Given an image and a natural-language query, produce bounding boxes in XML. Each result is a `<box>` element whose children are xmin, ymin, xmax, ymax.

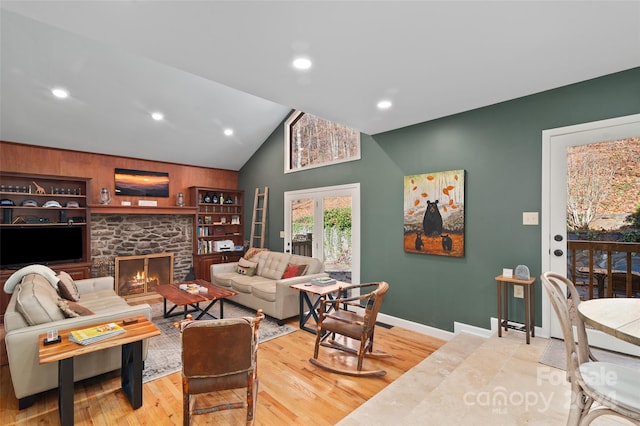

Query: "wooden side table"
<box><xmin>39</xmin><ymin>316</ymin><xmax>160</xmax><ymax>426</ymax></box>
<box><xmin>495</xmin><ymin>275</ymin><xmax>536</xmax><ymax>344</ymax></box>
<box><xmin>290</xmin><ymin>281</ymin><xmax>348</xmax><ymax>334</ymax></box>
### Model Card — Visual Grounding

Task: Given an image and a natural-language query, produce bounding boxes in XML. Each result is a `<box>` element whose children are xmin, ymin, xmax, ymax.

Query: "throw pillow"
<box><xmin>57</xmin><ymin>298</ymin><xmax>94</xmax><ymax>318</ymax></box>
<box><xmin>237</xmin><ymin>257</ymin><xmax>258</xmax><ymax>277</ymax></box>
<box><xmin>57</xmin><ymin>271</ymin><xmax>80</xmax><ymax>301</ymax></box>
<box><xmin>243</xmin><ymin>247</ymin><xmax>269</xmax><ymax>262</ymax></box>
<box><xmin>281</xmin><ymin>263</ymin><xmax>309</xmax><ymax>279</ymax></box>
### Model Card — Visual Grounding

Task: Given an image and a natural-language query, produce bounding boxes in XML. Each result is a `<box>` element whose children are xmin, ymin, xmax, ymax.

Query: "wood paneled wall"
<box><xmin>0</xmin><ymin>141</ymin><xmax>238</xmax><ymax>205</ymax></box>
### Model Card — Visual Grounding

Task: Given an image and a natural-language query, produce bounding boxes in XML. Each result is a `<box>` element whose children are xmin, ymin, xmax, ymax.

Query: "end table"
<box><xmin>495</xmin><ymin>275</ymin><xmax>536</xmax><ymax>344</ymax></box>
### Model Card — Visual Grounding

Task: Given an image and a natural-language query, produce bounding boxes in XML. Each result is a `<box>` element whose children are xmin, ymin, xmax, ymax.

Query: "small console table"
<box><xmin>38</xmin><ymin>316</ymin><xmax>160</xmax><ymax>426</ymax></box>
<box><xmin>495</xmin><ymin>275</ymin><xmax>536</xmax><ymax>344</ymax></box>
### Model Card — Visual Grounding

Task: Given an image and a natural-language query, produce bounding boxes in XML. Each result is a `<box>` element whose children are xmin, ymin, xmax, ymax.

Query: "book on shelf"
<box><xmin>311</xmin><ymin>277</ymin><xmax>337</xmax><ymax>286</ymax></box>
<box><xmin>69</xmin><ymin>322</ymin><xmax>125</xmax><ymax>345</ymax></box>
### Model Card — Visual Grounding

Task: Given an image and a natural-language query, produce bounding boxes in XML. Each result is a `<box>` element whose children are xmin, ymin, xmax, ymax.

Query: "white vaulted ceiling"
<box><xmin>1</xmin><ymin>1</ymin><xmax>639</xmax><ymax>170</ymax></box>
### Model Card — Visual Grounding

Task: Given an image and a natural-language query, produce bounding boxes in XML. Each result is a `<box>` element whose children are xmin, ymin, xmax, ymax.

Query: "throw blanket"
<box><xmin>4</xmin><ymin>264</ymin><xmax>59</xmax><ymax>294</ymax></box>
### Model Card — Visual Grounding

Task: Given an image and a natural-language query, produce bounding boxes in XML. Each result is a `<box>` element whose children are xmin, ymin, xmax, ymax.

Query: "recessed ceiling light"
<box><xmin>224</xmin><ymin>128</ymin><xmax>234</xmax><ymax>136</ymax></box>
<box><xmin>151</xmin><ymin>112</ymin><xmax>164</xmax><ymax>121</ymax></box>
<box><xmin>292</xmin><ymin>57</ymin><xmax>312</xmax><ymax>70</ymax></box>
<box><xmin>377</xmin><ymin>100</ymin><xmax>392</xmax><ymax>110</ymax></box>
<box><xmin>51</xmin><ymin>88</ymin><xmax>69</xmax><ymax>99</ymax></box>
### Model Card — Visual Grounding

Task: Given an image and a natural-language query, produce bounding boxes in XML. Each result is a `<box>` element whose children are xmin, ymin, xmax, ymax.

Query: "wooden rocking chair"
<box><xmin>309</xmin><ymin>281</ymin><xmax>391</xmax><ymax>377</ymax></box>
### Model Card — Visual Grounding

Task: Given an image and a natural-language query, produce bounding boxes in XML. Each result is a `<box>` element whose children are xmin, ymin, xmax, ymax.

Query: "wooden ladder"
<box><xmin>250</xmin><ymin>187</ymin><xmax>268</xmax><ymax>248</ymax></box>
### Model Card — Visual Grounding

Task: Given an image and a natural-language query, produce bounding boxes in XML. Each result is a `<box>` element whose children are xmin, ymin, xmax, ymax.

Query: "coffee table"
<box><xmin>39</xmin><ymin>315</ymin><xmax>160</xmax><ymax>426</ymax></box>
<box><xmin>155</xmin><ymin>279</ymin><xmax>238</xmax><ymax>320</ymax></box>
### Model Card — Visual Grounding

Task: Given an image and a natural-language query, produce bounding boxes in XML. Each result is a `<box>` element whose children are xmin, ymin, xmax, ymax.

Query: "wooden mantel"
<box><xmin>89</xmin><ymin>205</ymin><xmax>196</xmax><ymax>215</ymax></box>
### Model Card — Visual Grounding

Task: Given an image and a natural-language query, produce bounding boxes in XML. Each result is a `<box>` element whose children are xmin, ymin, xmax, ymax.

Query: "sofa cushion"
<box><xmin>257</xmin><ymin>252</ymin><xmax>292</xmax><ymax>280</ymax></box>
<box><xmin>282</xmin><ymin>263</ymin><xmax>309</xmax><ymax>279</ymax></box>
<box><xmin>252</xmin><ymin>282</ymin><xmax>276</xmax><ymax>302</ymax></box>
<box><xmin>57</xmin><ymin>299</ymin><xmax>95</xmax><ymax>317</ymax></box>
<box><xmin>78</xmin><ymin>289</ymin><xmax>131</xmax><ymax>312</ymax></box>
<box><xmin>229</xmin><ymin>276</ymin><xmax>272</xmax><ymax>294</ymax></box>
<box><xmin>57</xmin><ymin>271</ymin><xmax>80</xmax><ymax>301</ymax></box>
<box><xmin>236</xmin><ymin>257</ymin><xmax>257</xmax><ymax>277</ymax></box>
<box><xmin>15</xmin><ymin>273</ymin><xmax>66</xmax><ymax>325</ymax></box>
<box><xmin>211</xmin><ymin>272</ymin><xmax>236</xmax><ymax>288</ymax></box>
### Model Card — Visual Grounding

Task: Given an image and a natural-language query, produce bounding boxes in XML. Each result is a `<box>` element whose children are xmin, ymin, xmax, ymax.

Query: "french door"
<box><xmin>284</xmin><ymin>183</ymin><xmax>360</xmax><ymax>285</ymax></box>
<box><xmin>541</xmin><ymin>113</ymin><xmax>640</xmax><ymax>355</ymax></box>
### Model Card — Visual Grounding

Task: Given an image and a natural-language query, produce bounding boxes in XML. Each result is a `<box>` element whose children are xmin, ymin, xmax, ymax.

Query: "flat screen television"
<box><xmin>0</xmin><ymin>226</ymin><xmax>84</xmax><ymax>269</ymax></box>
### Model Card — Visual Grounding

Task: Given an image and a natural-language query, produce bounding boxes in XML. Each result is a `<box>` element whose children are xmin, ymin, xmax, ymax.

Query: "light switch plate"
<box><xmin>514</xmin><ymin>285</ymin><xmax>524</xmax><ymax>298</ymax></box>
<box><xmin>523</xmin><ymin>212</ymin><xmax>539</xmax><ymax>225</ymax></box>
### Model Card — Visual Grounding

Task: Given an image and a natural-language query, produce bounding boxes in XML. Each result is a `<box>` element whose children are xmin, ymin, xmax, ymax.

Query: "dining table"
<box><xmin>577</xmin><ymin>298</ymin><xmax>640</xmax><ymax>346</ymax></box>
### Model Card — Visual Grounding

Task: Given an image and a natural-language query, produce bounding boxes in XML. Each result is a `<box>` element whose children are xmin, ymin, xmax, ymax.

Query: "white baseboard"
<box><xmin>377</xmin><ymin>312</ymin><xmax>454</xmax><ymax>341</ymax></box>
<box><xmin>376</xmin><ymin>314</ymin><xmax>547</xmax><ymax>343</ymax></box>
<box><xmin>453</xmin><ymin>321</ymin><xmax>493</xmax><ymax>338</ymax></box>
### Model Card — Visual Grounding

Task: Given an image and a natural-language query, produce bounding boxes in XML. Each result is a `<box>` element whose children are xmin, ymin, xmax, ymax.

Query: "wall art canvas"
<box><xmin>404</xmin><ymin>170</ymin><xmax>465</xmax><ymax>257</ymax></box>
<box><xmin>114</xmin><ymin>168</ymin><xmax>169</xmax><ymax>197</ymax></box>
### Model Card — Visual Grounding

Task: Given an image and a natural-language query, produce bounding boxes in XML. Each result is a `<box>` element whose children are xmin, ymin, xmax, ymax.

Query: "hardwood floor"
<box><xmin>0</xmin><ymin>318</ymin><xmax>445</xmax><ymax>425</ymax></box>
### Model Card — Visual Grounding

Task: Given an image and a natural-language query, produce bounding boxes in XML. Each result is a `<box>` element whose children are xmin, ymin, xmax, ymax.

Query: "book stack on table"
<box><xmin>70</xmin><ymin>322</ymin><xmax>125</xmax><ymax>345</ymax></box>
<box><xmin>311</xmin><ymin>277</ymin><xmax>337</xmax><ymax>286</ymax></box>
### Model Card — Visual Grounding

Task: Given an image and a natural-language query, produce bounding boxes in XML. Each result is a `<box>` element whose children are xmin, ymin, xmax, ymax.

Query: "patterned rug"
<box><xmin>143</xmin><ymin>302</ymin><xmax>296</xmax><ymax>383</ymax></box>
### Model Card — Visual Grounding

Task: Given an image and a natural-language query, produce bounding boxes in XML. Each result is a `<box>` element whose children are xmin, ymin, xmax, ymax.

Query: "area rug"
<box><xmin>143</xmin><ymin>302</ymin><xmax>296</xmax><ymax>383</ymax></box>
<box><xmin>539</xmin><ymin>337</ymin><xmax>640</xmax><ymax>370</ymax></box>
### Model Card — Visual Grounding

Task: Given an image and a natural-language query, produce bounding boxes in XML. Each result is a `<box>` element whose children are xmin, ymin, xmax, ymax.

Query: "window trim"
<box><xmin>284</xmin><ymin>110</ymin><xmax>361</xmax><ymax>174</ymax></box>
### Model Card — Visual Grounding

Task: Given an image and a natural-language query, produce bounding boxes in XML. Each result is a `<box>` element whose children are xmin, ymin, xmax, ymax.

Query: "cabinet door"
<box><xmin>54</xmin><ymin>264</ymin><xmax>92</xmax><ymax>280</ymax></box>
<box><xmin>194</xmin><ymin>255</ymin><xmax>222</xmax><ymax>282</ymax></box>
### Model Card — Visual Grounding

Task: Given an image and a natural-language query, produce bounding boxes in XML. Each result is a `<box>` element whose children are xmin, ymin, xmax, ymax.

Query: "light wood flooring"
<box><xmin>0</xmin><ymin>316</ymin><xmax>445</xmax><ymax>425</ymax></box>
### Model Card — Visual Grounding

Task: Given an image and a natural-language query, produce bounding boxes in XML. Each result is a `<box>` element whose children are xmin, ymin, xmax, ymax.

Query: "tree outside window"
<box><xmin>284</xmin><ymin>111</ymin><xmax>360</xmax><ymax>173</ymax></box>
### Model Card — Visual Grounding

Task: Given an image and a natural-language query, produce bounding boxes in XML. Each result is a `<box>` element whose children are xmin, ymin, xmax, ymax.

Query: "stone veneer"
<box><xmin>90</xmin><ymin>214</ymin><xmax>193</xmax><ymax>281</ymax></box>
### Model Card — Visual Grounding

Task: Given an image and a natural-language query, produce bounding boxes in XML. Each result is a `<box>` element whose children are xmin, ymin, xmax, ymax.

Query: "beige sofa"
<box><xmin>3</xmin><ymin>267</ymin><xmax>151</xmax><ymax>408</ymax></box>
<box><xmin>210</xmin><ymin>250</ymin><xmax>328</xmax><ymax>324</ymax></box>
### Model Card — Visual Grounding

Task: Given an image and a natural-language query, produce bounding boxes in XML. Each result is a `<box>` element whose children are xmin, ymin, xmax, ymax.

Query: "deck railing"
<box><xmin>567</xmin><ymin>240</ymin><xmax>640</xmax><ymax>299</ymax></box>
<box><xmin>292</xmin><ymin>235</ymin><xmax>313</xmax><ymax>257</ymax></box>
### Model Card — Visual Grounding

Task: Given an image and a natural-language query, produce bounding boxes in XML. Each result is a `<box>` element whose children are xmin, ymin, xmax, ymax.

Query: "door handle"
<box><xmin>553</xmin><ymin>249</ymin><xmax>564</xmax><ymax>257</ymax></box>
<box><xmin>554</xmin><ymin>234</ymin><xmax>563</xmax><ymax>242</ymax></box>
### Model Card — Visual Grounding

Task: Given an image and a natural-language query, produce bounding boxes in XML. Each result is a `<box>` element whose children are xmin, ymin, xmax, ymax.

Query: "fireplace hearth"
<box><xmin>115</xmin><ymin>253</ymin><xmax>174</xmax><ymax>299</ymax></box>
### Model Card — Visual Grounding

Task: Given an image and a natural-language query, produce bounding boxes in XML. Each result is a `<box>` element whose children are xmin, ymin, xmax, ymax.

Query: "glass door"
<box><xmin>542</xmin><ymin>113</ymin><xmax>640</xmax><ymax>355</ymax></box>
<box><xmin>284</xmin><ymin>183</ymin><xmax>360</xmax><ymax>285</ymax></box>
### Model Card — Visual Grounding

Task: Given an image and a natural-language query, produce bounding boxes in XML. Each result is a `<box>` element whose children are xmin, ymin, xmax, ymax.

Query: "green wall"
<box><xmin>239</xmin><ymin>67</ymin><xmax>640</xmax><ymax>332</ymax></box>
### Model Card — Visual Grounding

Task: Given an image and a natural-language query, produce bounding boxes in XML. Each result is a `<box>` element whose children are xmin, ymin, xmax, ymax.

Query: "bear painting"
<box><xmin>422</xmin><ymin>200</ymin><xmax>443</xmax><ymax>236</ymax></box>
<box><xmin>403</xmin><ymin>170</ymin><xmax>465</xmax><ymax>257</ymax></box>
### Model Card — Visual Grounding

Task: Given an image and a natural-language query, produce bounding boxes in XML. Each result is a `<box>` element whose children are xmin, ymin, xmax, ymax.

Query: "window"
<box><xmin>284</xmin><ymin>111</ymin><xmax>360</xmax><ymax>173</ymax></box>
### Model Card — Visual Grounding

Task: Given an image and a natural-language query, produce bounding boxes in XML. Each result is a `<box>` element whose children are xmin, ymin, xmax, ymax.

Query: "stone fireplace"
<box><xmin>90</xmin><ymin>214</ymin><xmax>193</xmax><ymax>285</ymax></box>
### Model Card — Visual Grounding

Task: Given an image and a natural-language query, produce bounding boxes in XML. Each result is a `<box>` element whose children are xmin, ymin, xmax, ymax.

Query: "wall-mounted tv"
<box><xmin>0</xmin><ymin>226</ymin><xmax>84</xmax><ymax>269</ymax></box>
<box><xmin>114</xmin><ymin>168</ymin><xmax>169</xmax><ymax>197</ymax></box>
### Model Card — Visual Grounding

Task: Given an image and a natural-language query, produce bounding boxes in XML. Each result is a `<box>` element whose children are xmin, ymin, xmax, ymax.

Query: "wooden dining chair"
<box><xmin>180</xmin><ymin>309</ymin><xmax>264</xmax><ymax>426</ymax></box>
<box><xmin>541</xmin><ymin>272</ymin><xmax>640</xmax><ymax>425</ymax></box>
<box><xmin>309</xmin><ymin>281</ymin><xmax>391</xmax><ymax>377</ymax></box>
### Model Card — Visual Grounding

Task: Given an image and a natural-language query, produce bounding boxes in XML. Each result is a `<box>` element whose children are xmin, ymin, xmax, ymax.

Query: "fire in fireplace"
<box><xmin>115</xmin><ymin>253</ymin><xmax>174</xmax><ymax>299</ymax></box>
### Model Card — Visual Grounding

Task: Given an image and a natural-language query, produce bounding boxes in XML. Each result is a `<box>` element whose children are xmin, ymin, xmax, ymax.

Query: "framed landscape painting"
<box><xmin>114</xmin><ymin>168</ymin><xmax>169</xmax><ymax>197</ymax></box>
<box><xmin>404</xmin><ymin>170</ymin><xmax>465</xmax><ymax>257</ymax></box>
